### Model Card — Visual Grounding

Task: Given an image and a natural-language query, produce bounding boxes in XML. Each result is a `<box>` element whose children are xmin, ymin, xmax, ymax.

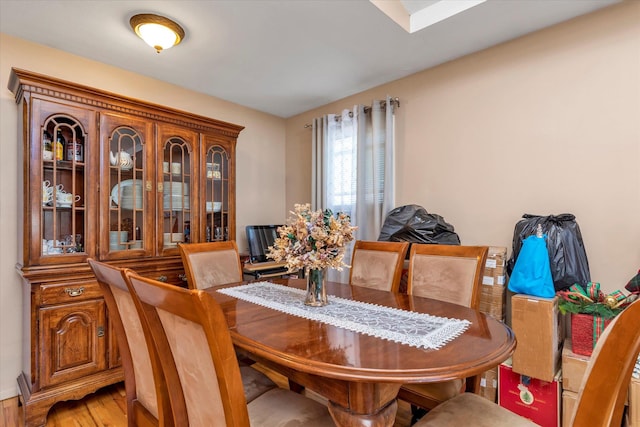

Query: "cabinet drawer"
<box><xmin>40</xmin><ymin>282</ymin><xmax>103</xmax><ymax>305</ymax></box>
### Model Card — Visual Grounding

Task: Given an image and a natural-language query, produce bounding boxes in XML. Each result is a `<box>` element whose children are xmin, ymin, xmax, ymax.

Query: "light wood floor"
<box><xmin>1</xmin><ymin>367</ymin><xmax>413</xmax><ymax>426</ymax></box>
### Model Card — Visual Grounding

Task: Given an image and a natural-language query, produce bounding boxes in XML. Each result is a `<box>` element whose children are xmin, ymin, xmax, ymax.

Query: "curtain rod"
<box><xmin>303</xmin><ymin>97</ymin><xmax>400</xmax><ymax>128</ymax></box>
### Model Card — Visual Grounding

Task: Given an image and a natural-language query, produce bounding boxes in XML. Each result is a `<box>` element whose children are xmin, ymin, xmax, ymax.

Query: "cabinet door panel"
<box><xmin>38</xmin><ymin>300</ymin><xmax>107</xmax><ymax>388</ymax></box>
<box><xmin>29</xmin><ymin>98</ymin><xmax>97</xmax><ymax>266</ymax></box>
<box><xmin>99</xmin><ymin>113</ymin><xmax>154</xmax><ymax>259</ymax></box>
<box><xmin>157</xmin><ymin>123</ymin><xmax>198</xmax><ymax>255</ymax></box>
<box><xmin>200</xmin><ymin>133</ymin><xmax>236</xmax><ymax>243</ymax></box>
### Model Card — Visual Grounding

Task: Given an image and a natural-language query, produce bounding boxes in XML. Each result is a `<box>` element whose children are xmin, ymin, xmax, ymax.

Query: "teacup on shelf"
<box><xmin>56</xmin><ymin>191</ymin><xmax>80</xmax><ymax>207</ymax></box>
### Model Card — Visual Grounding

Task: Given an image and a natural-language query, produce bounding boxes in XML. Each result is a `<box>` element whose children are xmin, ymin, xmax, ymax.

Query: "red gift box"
<box><xmin>498</xmin><ymin>362</ymin><xmax>561</xmax><ymax>427</ymax></box>
<box><xmin>570</xmin><ymin>313</ymin><xmax>611</xmax><ymax>356</ymax></box>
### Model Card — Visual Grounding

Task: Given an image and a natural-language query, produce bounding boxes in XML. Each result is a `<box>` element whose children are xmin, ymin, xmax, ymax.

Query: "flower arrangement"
<box><xmin>268</xmin><ymin>203</ymin><xmax>357</xmax><ymax>272</ymax></box>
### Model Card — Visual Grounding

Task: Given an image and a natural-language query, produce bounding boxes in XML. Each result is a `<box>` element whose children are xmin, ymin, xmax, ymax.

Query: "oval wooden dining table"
<box><xmin>207</xmin><ymin>278</ymin><xmax>515</xmax><ymax>427</ymax></box>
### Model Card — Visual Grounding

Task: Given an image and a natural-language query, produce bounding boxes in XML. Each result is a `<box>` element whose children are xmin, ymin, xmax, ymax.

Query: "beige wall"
<box><xmin>286</xmin><ymin>1</ymin><xmax>640</xmax><ymax>293</ymax></box>
<box><xmin>0</xmin><ymin>33</ymin><xmax>287</xmax><ymax>398</ymax></box>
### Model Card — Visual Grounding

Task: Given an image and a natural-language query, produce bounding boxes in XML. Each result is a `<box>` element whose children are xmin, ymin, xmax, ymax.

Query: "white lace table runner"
<box><xmin>217</xmin><ymin>282</ymin><xmax>470</xmax><ymax>350</ymax></box>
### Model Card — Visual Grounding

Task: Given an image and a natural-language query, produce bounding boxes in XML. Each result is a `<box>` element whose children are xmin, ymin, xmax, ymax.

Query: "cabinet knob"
<box><xmin>97</xmin><ymin>326</ymin><xmax>105</xmax><ymax>338</ymax></box>
<box><xmin>157</xmin><ymin>275</ymin><xmax>168</xmax><ymax>282</ymax></box>
<box><xmin>64</xmin><ymin>287</ymin><xmax>85</xmax><ymax>297</ymax></box>
<box><xmin>178</xmin><ymin>273</ymin><xmax>187</xmax><ymax>282</ymax></box>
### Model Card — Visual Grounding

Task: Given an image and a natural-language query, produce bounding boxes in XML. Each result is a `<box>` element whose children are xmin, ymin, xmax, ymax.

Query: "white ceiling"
<box><xmin>0</xmin><ymin>0</ymin><xmax>619</xmax><ymax>118</ymax></box>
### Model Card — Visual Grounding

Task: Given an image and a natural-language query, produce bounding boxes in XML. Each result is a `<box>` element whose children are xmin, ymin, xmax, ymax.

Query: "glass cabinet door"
<box><xmin>158</xmin><ymin>124</ymin><xmax>197</xmax><ymax>253</ymax></box>
<box><xmin>41</xmin><ymin>116</ymin><xmax>86</xmax><ymax>257</ymax></box>
<box><xmin>107</xmin><ymin>127</ymin><xmax>144</xmax><ymax>253</ymax></box>
<box><xmin>100</xmin><ymin>114</ymin><xmax>153</xmax><ymax>259</ymax></box>
<box><xmin>204</xmin><ymin>145</ymin><xmax>230</xmax><ymax>242</ymax></box>
<box><xmin>33</xmin><ymin>99</ymin><xmax>96</xmax><ymax>265</ymax></box>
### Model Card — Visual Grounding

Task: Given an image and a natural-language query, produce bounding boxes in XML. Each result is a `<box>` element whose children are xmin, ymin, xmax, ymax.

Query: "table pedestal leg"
<box><xmin>328</xmin><ymin>398</ymin><xmax>398</xmax><ymax>427</ymax></box>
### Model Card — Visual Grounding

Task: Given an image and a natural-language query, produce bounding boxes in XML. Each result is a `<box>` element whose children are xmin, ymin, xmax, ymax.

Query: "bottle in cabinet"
<box><xmin>55</xmin><ymin>129</ymin><xmax>65</xmax><ymax>160</ymax></box>
<box><xmin>43</xmin><ymin>131</ymin><xmax>53</xmax><ymax>161</ymax></box>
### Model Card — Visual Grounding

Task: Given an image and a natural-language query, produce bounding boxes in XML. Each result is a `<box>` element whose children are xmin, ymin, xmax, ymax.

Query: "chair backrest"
<box><xmin>349</xmin><ymin>240</ymin><xmax>410</xmax><ymax>292</ymax></box>
<box><xmin>178</xmin><ymin>241</ymin><xmax>243</xmax><ymax>289</ymax></box>
<box><xmin>407</xmin><ymin>244</ymin><xmax>489</xmax><ymax>309</ymax></box>
<box><xmin>570</xmin><ymin>296</ymin><xmax>640</xmax><ymax>427</ymax></box>
<box><xmin>87</xmin><ymin>258</ymin><xmax>172</xmax><ymax>427</ymax></box>
<box><xmin>125</xmin><ymin>271</ymin><xmax>250</xmax><ymax>427</ymax></box>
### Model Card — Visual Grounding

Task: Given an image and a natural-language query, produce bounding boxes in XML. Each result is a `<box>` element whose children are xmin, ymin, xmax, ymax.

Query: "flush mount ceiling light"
<box><xmin>130</xmin><ymin>13</ymin><xmax>185</xmax><ymax>53</ymax></box>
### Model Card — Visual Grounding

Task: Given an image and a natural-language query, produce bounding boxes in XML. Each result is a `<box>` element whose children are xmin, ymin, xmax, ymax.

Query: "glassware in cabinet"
<box><xmin>99</xmin><ymin>112</ymin><xmax>153</xmax><ymax>259</ymax></box>
<box><xmin>161</xmin><ymin>134</ymin><xmax>194</xmax><ymax>251</ymax></box>
<box><xmin>40</xmin><ymin>114</ymin><xmax>87</xmax><ymax>258</ymax></box>
<box><xmin>204</xmin><ymin>145</ymin><xmax>230</xmax><ymax>241</ymax></box>
<box><xmin>107</xmin><ymin>126</ymin><xmax>145</xmax><ymax>253</ymax></box>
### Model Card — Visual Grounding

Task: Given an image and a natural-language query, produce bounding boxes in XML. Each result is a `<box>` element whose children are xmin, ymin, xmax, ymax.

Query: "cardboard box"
<box><xmin>630</xmin><ymin>377</ymin><xmax>640</xmax><ymax>427</ymax></box>
<box><xmin>498</xmin><ymin>361</ymin><xmax>561</xmax><ymax>427</ymax></box>
<box><xmin>511</xmin><ymin>294</ymin><xmax>564</xmax><ymax>382</ymax></box>
<box><xmin>479</xmin><ymin>283</ymin><xmax>506</xmax><ymax>321</ymax></box>
<box><xmin>562</xmin><ymin>390</ymin><xmax>577</xmax><ymax>427</ymax></box>
<box><xmin>479</xmin><ymin>366</ymin><xmax>498</xmax><ymax>402</ymax></box>
<box><xmin>561</xmin><ymin>340</ymin><xmax>590</xmax><ymax>393</ymax></box>
<box><xmin>479</xmin><ymin>246</ymin><xmax>507</xmax><ymax>321</ymax></box>
<box><xmin>562</xmin><ymin>380</ymin><xmax>637</xmax><ymax>426</ymax></box>
<box><xmin>482</xmin><ymin>246</ymin><xmax>507</xmax><ymax>280</ymax></box>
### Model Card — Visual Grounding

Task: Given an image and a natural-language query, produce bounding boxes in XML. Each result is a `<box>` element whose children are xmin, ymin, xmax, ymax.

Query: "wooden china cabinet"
<box><xmin>9</xmin><ymin>68</ymin><xmax>243</xmax><ymax>427</ymax></box>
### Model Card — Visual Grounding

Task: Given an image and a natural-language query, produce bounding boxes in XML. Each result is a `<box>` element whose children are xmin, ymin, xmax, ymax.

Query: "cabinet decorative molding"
<box><xmin>9</xmin><ymin>68</ymin><xmax>243</xmax><ymax>426</ymax></box>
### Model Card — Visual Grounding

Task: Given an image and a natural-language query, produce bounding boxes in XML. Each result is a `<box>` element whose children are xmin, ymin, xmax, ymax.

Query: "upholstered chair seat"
<box><xmin>414</xmin><ymin>392</ymin><xmax>537</xmax><ymax>426</ymax></box>
<box><xmin>247</xmin><ymin>387</ymin><xmax>334</xmax><ymax>426</ymax></box>
<box><xmin>239</xmin><ymin>365</ymin><xmax>278</xmax><ymax>403</ymax></box>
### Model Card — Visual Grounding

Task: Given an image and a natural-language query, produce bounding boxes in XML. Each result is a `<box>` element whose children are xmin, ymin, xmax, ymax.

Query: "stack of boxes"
<box><xmin>561</xmin><ymin>340</ymin><xmax>589</xmax><ymax>426</ymax></box>
<box><xmin>630</xmin><ymin>374</ymin><xmax>640</xmax><ymax>427</ymax></box>
<box><xmin>499</xmin><ymin>294</ymin><xmax>564</xmax><ymax>426</ymax></box>
<box><xmin>477</xmin><ymin>246</ymin><xmax>508</xmax><ymax>402</ymax></box>
<box><xmin>479</xmin><ymin>246</ymin><xmax>507</xmax><ymax>319</ymax></box>
<box><xmin>562</xmin><ymin>341</ymin><xmax>639</xmax><ymax>427</ymax></box>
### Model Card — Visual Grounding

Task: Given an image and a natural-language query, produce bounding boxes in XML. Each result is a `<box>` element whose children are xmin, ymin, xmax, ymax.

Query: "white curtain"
<box><xmin>312</xmin><ymin>96</ymin><xmax>396</xmax><ymax>283</ymax></box>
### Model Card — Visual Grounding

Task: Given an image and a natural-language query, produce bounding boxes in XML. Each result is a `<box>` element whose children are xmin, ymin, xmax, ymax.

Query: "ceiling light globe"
<box><xmin>138</xmin><ymin>23</ymin><xmax>178</xmax><ymax>52</ymax></box>
<box><xmin>130</xmin><ymin>14</ymin><xmax>185</xmax><ymax>53</ymax></box>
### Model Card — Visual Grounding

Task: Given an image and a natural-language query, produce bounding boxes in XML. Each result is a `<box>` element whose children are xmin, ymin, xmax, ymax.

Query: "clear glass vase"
<box><xmin>305</xmin><ymin>267</ymin><xmax>328</xmax><ymax>306</ymax></box>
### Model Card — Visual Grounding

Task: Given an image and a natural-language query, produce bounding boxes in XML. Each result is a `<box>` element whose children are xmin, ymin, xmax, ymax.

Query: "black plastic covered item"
<box><xmin>506</xmin><ymin>213</ymin><xmax>591</xmax><ymax>292</ymax></box>
<box><xmin>378</xmin><ymin>204</ymin><xmax>460</xmax><ymax>246</ymax></box>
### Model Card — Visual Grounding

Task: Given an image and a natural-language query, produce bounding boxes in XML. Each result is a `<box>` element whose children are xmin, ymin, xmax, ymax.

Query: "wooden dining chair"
<box><xmin>124</xmin><ymin>271</ymin><xmax>336</xmax><ymax>426</ymax></box>
<box><xmin>415</xmin><ymin>295</ymin><xmax>640</xmax><ymax>427</ymax></box>
<box><xmin>88</xmin><ymin>258</ymin><xmax>174</xmax><ymax>427</ymax></box>
<box><xmin>349</xmin><ymin>240</ymin><xmax>409</xmax><ymax>292</ymax></box>
<box><xmin>178</xmin><ymin>241</ymin><xmax>243</xmax><ymax>289</ymax></box>
<box><xmin>398</xmin><ymin>244</ymin><xmax>489</xmax><ymax>419</ymax></box>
